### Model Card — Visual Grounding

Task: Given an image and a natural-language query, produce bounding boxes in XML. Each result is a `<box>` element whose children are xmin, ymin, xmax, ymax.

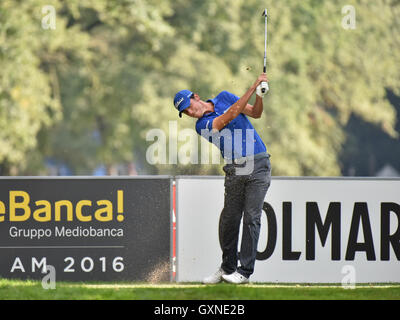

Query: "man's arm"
<box><xmin>241</xmin><ymin>95</ymin><xmax>263</xmax><ymax>119</ymax></box>
<box><xmin>212</xmin><ymin>73</ymin><xmax>267</xmax><ymax>131</ymax></box>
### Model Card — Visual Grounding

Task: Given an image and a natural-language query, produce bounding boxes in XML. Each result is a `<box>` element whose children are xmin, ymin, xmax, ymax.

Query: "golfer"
<box><xmin>173</xmin><ymin>73</ymin><xmax>271</xmax><ymax>284</ymax></box>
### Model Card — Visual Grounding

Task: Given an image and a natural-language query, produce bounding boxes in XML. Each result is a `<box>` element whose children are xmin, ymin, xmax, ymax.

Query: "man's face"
<box><xmin>182</xmin><ymin>94</ymin><xmax>203</xmax><ymax>118</ymax></box>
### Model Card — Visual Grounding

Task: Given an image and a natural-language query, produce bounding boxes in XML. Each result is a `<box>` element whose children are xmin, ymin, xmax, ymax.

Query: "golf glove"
<box><xmin>256</xmin><ymin>82</ymin><xmax>269</xmax><ymax>98</ymax></box>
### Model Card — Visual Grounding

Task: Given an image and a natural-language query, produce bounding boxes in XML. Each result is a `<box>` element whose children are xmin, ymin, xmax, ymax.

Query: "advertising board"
<box><xmin>0</xmin><ymin>177</ymin><xmax>172</xmax><ymax>281</ymax></box>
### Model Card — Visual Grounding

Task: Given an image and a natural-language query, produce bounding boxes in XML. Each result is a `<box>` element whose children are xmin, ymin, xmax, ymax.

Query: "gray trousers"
<box><xmin>219</xmin><ymin>154</ymin><xmax>271</xmax><ymax>278</ymax></box>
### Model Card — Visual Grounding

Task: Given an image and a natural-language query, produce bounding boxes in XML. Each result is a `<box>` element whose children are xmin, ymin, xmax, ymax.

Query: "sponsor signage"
<box><xmin>176</xmin><ymin>177</ymin><xmax>400</xmax><ymax>282</ymax></box>
<box><xmin>0</xmin><ymin>177</ymin><xmax>172</xmax><ymax>281</ymax></box>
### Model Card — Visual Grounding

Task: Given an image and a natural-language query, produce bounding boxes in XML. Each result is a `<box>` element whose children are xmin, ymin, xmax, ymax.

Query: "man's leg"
<box><xmin>219</xmin><ymin>167</ymin><xmax>246</xmax><ymax>274</ymax></box>
<box><xmin>237</xmin><ymin>157</ymin><xmax>271</xmax><ymax>278</ymax></box>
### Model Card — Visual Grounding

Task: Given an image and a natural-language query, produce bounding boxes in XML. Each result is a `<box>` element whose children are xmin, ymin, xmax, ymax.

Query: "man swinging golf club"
<box><xmin>173</xmin><ymin>72</ymin><xmax>271</xmax><ymax>284</ymax></box>
<box><xmin>173</xmin><ymin>9</ymin><xmax>271</xmax><ymax>284</ymax></box>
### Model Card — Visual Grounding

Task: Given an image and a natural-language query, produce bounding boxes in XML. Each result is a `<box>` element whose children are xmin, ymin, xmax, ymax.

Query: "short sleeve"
<box><xmin>196</xmin><ymin>115</ymin><xmax>219</xmax><ymax>141</ymax></box>
<box><xmin>196</xmin><ymin>116</ymin><xmax>214</xmax><ymax>134</ymax></box>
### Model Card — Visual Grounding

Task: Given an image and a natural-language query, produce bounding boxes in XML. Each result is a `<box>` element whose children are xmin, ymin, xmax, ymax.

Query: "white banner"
<box><xmin>176</xmin><ymin>177</ymin><xmax>400</xmax><ymax>283</ymax></box>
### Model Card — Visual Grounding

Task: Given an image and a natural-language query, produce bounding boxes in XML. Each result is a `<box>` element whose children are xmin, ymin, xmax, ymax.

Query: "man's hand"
<box><xmin>256</xmin><ymin>73</ymin><xmax>268</xmax><ymax>85</ymax></box>
<box><xmin>255</xmin><ymin>73</ymin><xmax>269</xmax><ymax>98</ymax></box>
<box><xmin>256</xmin><ymin>82</ymin><xmax>269</xmax><ymax>98</ymax></box>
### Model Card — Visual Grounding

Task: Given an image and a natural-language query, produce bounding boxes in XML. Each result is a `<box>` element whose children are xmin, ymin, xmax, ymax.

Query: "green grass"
<box><xmin>1</xmin><ymin>279</ymin><xmax>400</xmax><ymax>300</ymax></box>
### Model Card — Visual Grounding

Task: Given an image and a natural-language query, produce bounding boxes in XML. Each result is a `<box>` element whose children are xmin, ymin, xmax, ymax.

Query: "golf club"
<box><xmin>262</xmin><ymin>8</ymin><xmax>269</xmax><ymax>94</ymax></box>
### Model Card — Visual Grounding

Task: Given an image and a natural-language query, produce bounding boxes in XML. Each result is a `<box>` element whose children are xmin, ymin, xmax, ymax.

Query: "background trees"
<box><xmin>0</xmin><ymin>0</ymin><xmax>399</xmax><ymax>176</ymax></box>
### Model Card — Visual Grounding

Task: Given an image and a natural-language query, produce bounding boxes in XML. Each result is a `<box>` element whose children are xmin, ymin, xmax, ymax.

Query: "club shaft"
<box><xmin>262</xmin><ymin>9</ymin><xmax>268</xmax><ymax>93</ymax></box>
<box><xmin>264</xmin><ymin>9</ymin><xmax>267</xmax><ymax>71</ymax></box>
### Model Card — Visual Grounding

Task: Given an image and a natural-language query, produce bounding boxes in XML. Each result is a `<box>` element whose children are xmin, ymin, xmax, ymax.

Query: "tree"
<box><xmin>1</xmin><ymin>0</ymin><xmax>399</xmax><ymax>176</ymax></box>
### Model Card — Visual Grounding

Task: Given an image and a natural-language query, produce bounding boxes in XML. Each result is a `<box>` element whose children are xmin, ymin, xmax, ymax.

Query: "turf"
<box><xmin>1</xmin><ymin>279</ymin><xmax>400</xmax><ymax>300</ymax></box>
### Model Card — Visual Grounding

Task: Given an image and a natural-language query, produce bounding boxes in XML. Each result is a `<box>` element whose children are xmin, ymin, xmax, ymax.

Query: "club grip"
<box><xmin>262</xmin><ymin>67</ymin><xmax>266</xmax><ymax>92</ymax></box>
<box><xmin>261</xmin><ymin>81</ymin><xmax>269</xmax><ymax>93</ymax></box>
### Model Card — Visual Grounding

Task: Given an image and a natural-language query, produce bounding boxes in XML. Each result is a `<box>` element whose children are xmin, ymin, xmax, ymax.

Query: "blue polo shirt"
<box><xmin>195</xmin><ymin>91</ymin><xmax>267</xmax><ymax>160</ymax></box>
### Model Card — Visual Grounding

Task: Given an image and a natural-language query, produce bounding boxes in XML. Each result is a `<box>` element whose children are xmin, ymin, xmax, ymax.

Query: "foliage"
<box><xmin>0</xmin><ymin>0</ymin><xmax>399</xmax><ymax>176</ymax></box>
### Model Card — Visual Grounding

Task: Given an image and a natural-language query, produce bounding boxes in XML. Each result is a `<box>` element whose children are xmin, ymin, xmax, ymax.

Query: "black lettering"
<box><xmin>306</xmin><ymin>202</ymin><xmax>341</xmax><ymax>260</ymax></box>
<box><xmin>282</xmin><ymin>202</ymin><xmax>301</xmax><ymax>260</ymax></box>
<box><xmin>257</xmin><ymin>202</ymin><xmax>277</xmax><ymax>260</ymax></box>
<box><xmin>345</xmin><ymin>202</ymin><xmax>376</xmax><ymax>260</ymax></box>
<box><xmin>381</xmin><ymin>202</ymin><xmax>400</xmax><ymax>260</ymax></box>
